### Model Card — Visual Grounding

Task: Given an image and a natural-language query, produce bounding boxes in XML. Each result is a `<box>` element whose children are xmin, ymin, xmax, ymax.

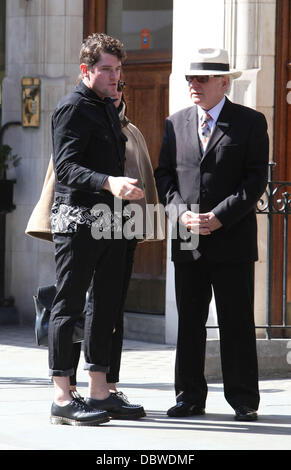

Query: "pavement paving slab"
<box><xmin>0</xmin><ymin>325</ymin><xmax>291</xmax><ymax>457</ymax></box>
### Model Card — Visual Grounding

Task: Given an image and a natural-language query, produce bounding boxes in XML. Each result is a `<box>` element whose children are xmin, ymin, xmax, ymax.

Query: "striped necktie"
<box><xmin>199</xmin><ymin>112</ymin><xmax>212</xmax><ymax>152</ymax></box>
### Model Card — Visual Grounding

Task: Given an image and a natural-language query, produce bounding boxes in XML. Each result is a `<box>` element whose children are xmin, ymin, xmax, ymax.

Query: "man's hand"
<box><xmin>179</xmin><ymin>211</ymin><xmax>222</xmax><ymax>235</ymax></box>
<box><xmin>179</xmin><ymin>211</ymin><xmax>211</xmax><ymax>235</ymax></box>
<box><xmin>203</xmin><ymin>212</ymin><xmax>222</xmax><ymax>232</ymax></box>
<box><xmin>103</xmin><ymin>176</ymin><xmax>144</xmax><ymax>200</ymax></box>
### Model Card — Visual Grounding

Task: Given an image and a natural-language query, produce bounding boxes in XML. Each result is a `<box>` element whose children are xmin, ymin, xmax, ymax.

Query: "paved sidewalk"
<box><xmin>0</xmin><ymin>325</ymin><xmax>291</xmax><ymax>452</ymax></box>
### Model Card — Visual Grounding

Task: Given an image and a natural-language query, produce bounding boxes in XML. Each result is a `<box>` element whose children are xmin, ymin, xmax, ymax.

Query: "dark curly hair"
<box><xmin>80</xmin><ymin>33</ymin><xmax>126</xmax><ymax>69</ymax></box>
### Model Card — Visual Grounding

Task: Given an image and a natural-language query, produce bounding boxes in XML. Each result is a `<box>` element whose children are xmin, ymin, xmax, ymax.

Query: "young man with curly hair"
<box><xmin>49</xmin><ymin>33</ymin><xmax>145</xmax><ymax>426</ymax></box>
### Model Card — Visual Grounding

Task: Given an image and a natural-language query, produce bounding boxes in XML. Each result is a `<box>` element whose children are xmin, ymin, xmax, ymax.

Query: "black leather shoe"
<box><xmin>167</xmin><ymin>401</ymin><xmax>205</xmax><ymax>417</ymax></box>
<box><xmin>234</xmin><ymin>406</ymin><xmax>258</xmax><ymax>421</ymax></box>
<box><xmin>86</xmin><ymin>392</ymin><xmax>146</xmax><ymax>419</ymax></box>
<box><xmin>50</xmin><ymin>397</ymin><xmax>110</xmax><ymax>426</ymax></box>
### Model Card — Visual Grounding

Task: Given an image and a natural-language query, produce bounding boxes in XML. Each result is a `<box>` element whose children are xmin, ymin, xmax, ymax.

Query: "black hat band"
<box><xmin>190</xmin><ymin>62</ymin><xmax>230</xmax><ymax>71</ymax></box>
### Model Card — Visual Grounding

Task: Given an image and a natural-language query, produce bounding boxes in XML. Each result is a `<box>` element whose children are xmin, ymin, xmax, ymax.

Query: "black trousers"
<box><xmin>69</xmin><ymin>238</ymin><xmax>138</xmax><ymax>386</ymax></box>
<box><xmin>174</xmin><ymin>257</ymin><xmax>260</xmax><ymax>410</ymax></box>
<box><xmin>48</xmin><ymin>225</ymin><xmax>127</xmax><ymax>377</ymax></box>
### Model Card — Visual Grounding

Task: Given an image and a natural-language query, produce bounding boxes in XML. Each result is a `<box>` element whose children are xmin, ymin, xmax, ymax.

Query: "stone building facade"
<box><xmin>1</xmin><ymin>1</ymin><xmax>286</xmax><ymax>348</ymax></box>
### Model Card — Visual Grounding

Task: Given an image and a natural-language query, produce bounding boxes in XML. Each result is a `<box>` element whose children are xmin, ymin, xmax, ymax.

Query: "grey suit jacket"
<box><xmin>154</xmin><ymin>97</ymin><xmax>269</xmax><ymax>263</ymax></box>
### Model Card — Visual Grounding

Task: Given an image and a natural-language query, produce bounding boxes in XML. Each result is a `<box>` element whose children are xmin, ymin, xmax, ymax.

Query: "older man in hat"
<box><xmin>155</xmin><ymin>48</ymin><xmax>269</xmax><ymax>421</ymax></box>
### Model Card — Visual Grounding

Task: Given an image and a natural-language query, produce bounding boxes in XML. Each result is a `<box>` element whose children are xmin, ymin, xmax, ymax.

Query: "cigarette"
<box><xmin>124</xmin><ymin>189</ymin><xmax>132</xmax><ymax>196</ymax></box>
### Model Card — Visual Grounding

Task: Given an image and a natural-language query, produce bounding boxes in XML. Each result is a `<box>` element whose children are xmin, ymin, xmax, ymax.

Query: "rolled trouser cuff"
<box><xmin>49</xmin><ymin>368</ymin><xmax>74</xmax><ymax>377</ymax></box>
<box><xmin>84</xmin><ymin>362</ymin><xmax>110</xmax><ymax>373</ymax></box>
<box><xmin>106</xmin><ymin>374</ymin><xmax>119</xmax><ymax>383</ymax></box>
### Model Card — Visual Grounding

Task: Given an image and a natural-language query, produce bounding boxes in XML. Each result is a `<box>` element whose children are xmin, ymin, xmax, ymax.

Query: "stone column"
<box><xmin>225</xmin><ymin>0</ymin><xmax>276</xmax><ymax>338</ymax></box>
<box><xmin>165</xmin><ymin>0</ymin><xmax>225</xmax><ymax>344</ymax></box>
<box><xmin>166</xmin><ymin>0</ymin><xmax>276</xmax><ymax>343</ymax></box>
<box><xmin>2</xmin><ymin>0</ymin><xmax>83</xmax><ymax>323</ymax></box>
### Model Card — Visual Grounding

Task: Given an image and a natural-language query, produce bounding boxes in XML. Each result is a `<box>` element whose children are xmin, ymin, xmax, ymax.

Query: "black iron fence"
<box><xmin>207</xmin><ymin>162</ymin><xmax>291</xmax><ymax>339</ymax></box>
<box><xmin>256</xmin><ymin>162</ymin><xmax>291</xmax><ymax>338</ymax></box>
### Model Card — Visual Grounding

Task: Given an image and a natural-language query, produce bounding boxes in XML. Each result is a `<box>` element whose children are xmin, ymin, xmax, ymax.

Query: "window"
<box><xmin>106</xmin><ymin>0</ymin><xmax>173</xmax><ymax>53</ymax></box>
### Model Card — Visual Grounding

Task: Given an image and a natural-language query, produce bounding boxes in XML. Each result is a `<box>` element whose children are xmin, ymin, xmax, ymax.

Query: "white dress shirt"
<box><xmin>197</xmin><ymin>95</ymin><xmax>226</xmax><ymax>134</ymax></box>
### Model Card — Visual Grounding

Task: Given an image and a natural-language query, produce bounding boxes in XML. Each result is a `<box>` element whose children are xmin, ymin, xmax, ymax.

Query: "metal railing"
<box><xmin>256</xmin><ymin>162</ymin><xmax>291</xmax><ymax>338</ymax></box>
<box><xmin>206</xmin><ymin>162</ymin><xmax>291</xmax><ymax>339</ymax></box>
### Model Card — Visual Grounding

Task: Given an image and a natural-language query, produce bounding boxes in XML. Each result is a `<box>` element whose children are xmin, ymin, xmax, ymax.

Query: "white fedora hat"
<box><xmin>185</xmin><ymin>48</ymin><xmax>242</xmax><ymax>79</ymax></box>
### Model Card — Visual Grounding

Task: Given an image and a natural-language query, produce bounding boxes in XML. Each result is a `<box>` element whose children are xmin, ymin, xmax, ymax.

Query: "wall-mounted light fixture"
<box><xmin>21</xmin><ymin>77</ymin><xmax>40</xmax><ymax>128</ymax></box>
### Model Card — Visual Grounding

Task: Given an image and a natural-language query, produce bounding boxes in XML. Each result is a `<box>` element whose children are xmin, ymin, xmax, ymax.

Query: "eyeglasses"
<box><xmin>185</xmin><ymin>75</ymin><xmax>223</xmax><ymax>84</ymax></box>
<box><xmin>117</xmin><ymin>81</ymin><xmax>126</xmax><ymax>91</ymax></box>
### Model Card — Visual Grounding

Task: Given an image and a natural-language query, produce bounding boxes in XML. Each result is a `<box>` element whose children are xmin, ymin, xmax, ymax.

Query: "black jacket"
<box><xmin>154</xmin><ymin>97</ymin><xmax>269</xmax><ymax>263</ymax></box>
<box><xmin>51</xmin><ymin>81</ymin><xmax>126</xmax><ymax>208</ymax></box>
